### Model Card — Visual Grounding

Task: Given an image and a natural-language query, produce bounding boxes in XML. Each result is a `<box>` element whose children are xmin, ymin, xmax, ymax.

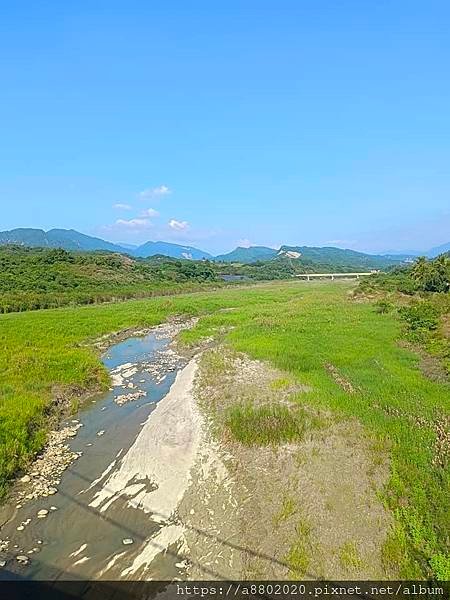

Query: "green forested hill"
<box><xmin>0</xmin><ymin>246</ymin><xmax>218</xmax><ymax>312</ymax></box>
<box><xmin>0</xmin><ymin>244</ymin><xmax>417</xmax><ymax>313</ymax></box>
<box><xmin>215</xmin><ymin>246</ymin><xmax>278</xmax><ymax>263</ymax></box>
<box><xmin>0</xmin><ymin>228</ymin><xmax>213</xmax><ymax>259</ymax></box>
<box><xmin>277</xmin><ymin>245</ymin><xmax>401</xmax><ymax>270</ymax></box>
<box><xmin>215</xmin><ymin>243</ymin><xmax>403</xmax><ymax>269</ymax></box>
<box><xmin>0</xmin><ymin>228</ymin><xmax>126</xmax><ymax>253</ymax></box>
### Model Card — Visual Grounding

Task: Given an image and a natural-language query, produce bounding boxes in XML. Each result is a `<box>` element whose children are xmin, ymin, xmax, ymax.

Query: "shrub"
<box><xmin>398</xmin><ymin>302</ymin><xmax>439</xmax><ymax>331</ymax></box>
<box><xmin>412</xmin><ymin>256</ymin><xmax>450</xmax><ymax>293</ymax></box>
<box><xmin>374</xmin><ymin>299</ymin><xmax>393</xmax><ymax>314</ymax></box>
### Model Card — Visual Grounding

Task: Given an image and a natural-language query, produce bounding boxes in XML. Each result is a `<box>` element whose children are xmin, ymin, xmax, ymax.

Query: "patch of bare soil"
<box><xmin>441</xmin><ymin>314</ymin><xmax>450</xmax><ymax>340</ymax></box>
<box><xmin>324</xmin><ymin>363</ymin><xmax>359</xmax><ymax>394</ymax></box>
<box><xmin>178</xmin><ymin>347</ymin><xmax>395</xmax><ymax>580</ymax></box>
<box><xmin>398</xmin><ymin>340</ymin><xmax>449</xmax><ymax>384</ymax></box>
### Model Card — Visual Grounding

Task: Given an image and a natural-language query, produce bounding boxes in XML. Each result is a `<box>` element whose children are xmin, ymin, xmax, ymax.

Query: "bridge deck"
<box><xmin>295</xmin><ymin>272</ymin><xmax>376</xmax><ymax>279</ymax></box>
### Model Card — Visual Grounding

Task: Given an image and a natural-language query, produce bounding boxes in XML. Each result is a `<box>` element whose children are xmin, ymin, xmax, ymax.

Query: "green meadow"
<box><xmin>0</xmin><ymin>281</ymin><xmax>448</xmax><ymax>578</ymax></box>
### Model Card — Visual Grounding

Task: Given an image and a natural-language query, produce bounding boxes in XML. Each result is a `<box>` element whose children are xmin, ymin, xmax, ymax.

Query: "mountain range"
<box><xmin>215</xmin><ymin>245</ymin><xmax>404</xmax><ymax>267</ymax></box>
<box><xmin>0</xmin><ymin>227</ymin><xmax>448</xmax><ymax>266</ymax></box>
<box><xmin>0</xmin><ymin>228</ymin><xmax>213</xmax><ymax>260</ymax></box>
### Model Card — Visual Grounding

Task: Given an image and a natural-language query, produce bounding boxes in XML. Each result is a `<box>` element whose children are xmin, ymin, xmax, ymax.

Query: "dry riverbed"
<box><xmin>0</xmin><ymin>318</ymin><xmax>396</xmax><ymax>581</ymax></box>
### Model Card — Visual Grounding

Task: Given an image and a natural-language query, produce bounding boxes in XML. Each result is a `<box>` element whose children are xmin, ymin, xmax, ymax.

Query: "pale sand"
<box><xmin>89</xmin><ymin>358</ymin><xmax>203</xmax><ymax>577</ymax></box>
<box><xmin>120</xmin><ymin>524</ymin><xmax>185</xmax><ymax>578</ymax></box>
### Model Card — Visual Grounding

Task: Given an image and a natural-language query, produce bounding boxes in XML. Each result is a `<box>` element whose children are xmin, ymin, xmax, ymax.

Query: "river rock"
<box><xmin>16</xmin><ymin>555</ymin><xmax>29</xmax><ymax>564</ymax></box>
<box><xmin>0</xmin><ymin>559</ymin><xmax>6</xmax><ymax>568</ymax></box>
<box><xmin>97</xmin><ymin>430</ymin><xmax>105</xmax><ymax>436</ymax></box>
<box><xmin>20</xmin><ymin>475</ymin><xmax>31</xmax><ymax>484</ymax></box>
<box><xmin>37</xmin><ymin>509</ymin><xmax>49</xmax><ymax>518</ymax></box>
<box><xmin>122</xmin><ymin>538</ymin><xmax>134</xmax><ymax>546</ymax></box>
<box><xmin>16</xmin><ymin>526</ymin><xmax>25</xmax><ymax>531</ymax></box>
<box><xmin>115</xmin><ymin>390</ymin><xmax>146</xmax><ymax>406</ymax></box>
<box><xmin>176</xmin><ymin>560</ymin><xmax>189</xmax><ymax>569</ymax></box>
<box><xmin>15</xmin><ymin>424</ymin><xmax>82</xmax><ymax>505</ymax></box>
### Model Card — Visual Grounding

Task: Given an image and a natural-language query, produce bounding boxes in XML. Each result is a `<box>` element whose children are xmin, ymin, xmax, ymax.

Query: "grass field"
<box><xmin>0</xmin><ymin>281</ymin><xmax>448</xmax><ymax>578</ymax></box>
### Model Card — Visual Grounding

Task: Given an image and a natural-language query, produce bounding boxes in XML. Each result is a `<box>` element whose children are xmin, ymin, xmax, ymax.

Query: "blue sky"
<box><xmin>1</xmin><ymin>1</ymin><xmax>449</xmax><ymax>254</ymax></box>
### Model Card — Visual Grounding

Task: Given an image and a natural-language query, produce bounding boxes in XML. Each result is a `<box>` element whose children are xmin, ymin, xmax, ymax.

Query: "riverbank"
<box><xmin>0</xmin><ymin>281</ymin><xmax>448</xmax><ymax>579</ymax></box>
<box><xmin>0</xmin><ymin>320</ymin><xmax>199</xmax><ymax>578</ymax></box>
<box><xmin>176</xmin><ymin>348</ymin><xmax>395</xmax><ymax>580</ymax></box>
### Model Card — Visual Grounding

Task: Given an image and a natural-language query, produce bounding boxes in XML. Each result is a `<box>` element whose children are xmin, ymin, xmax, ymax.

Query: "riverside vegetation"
<box><xmin>0</xmin><ymin>260</ymin><xmax>449</xmax><ymax>579</ymax></box>
<box><xmin>0</xmin><ymin>244</ymin><xmax>404</xmax><ymax>313</ymax></box>
<box><xmin>0</xmin><ymin>246</ymin><xmax>220</xmax><ymax>313</ymax></box>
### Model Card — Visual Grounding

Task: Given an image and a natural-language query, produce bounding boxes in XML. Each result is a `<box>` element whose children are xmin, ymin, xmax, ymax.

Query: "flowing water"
<box><xmin>0</xmin><ymin>326</ymin><xmax>192</xmax><ymax>581</ymax></box>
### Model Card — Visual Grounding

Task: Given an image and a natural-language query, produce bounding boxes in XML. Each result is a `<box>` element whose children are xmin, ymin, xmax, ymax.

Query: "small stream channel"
<box><xmin>0</xmin><ymin>325</ymin><xmax>192</xmax><ymax>581</ymax></box>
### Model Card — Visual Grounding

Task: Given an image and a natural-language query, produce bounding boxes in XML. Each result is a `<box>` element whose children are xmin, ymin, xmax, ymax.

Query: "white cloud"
<box><xmin>115</xmin><ymin>218</ymin><xmax>152</xmax><ymax>230</ymax></box>
<box><xmin>139</xmin><ymin>185</ymin><xmax>171</xmax><ymax>199</ymax></box>
<box><xmin>141</xmin><ymin>208</ymin><xmax>160</xmax><ymax>218</ymax></box>
<box><xmin>237</xmin><ymin>238</ymin><xmax>251</xmax><ymax>248</ymax></box>
<box><xmin>113</xmin><ymin>203</ymin><xmax>132</xmax><ymax>210</ymax></box>
<box><xmin>169</xmin><ymin>219</ymin><xmax>189</xmax><ymax>231</ymax></box>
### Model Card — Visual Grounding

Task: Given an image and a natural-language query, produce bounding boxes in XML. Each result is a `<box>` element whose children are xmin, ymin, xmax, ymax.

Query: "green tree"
<box><xmin>412</xmin><ymin>255</ymin><xmax>450</xmax><ymax>293</ymax></box>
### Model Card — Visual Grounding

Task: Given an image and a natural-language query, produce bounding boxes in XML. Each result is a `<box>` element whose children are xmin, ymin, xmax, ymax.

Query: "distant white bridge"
<box><xmin>295</xmin><ymin>271</ymin><xmax>378</xmax><ymax>281</ymax></box>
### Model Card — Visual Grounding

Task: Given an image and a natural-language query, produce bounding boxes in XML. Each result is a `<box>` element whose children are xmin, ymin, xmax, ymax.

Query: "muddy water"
<box><xmin>0</xmin><ymin>329</ymin><xmax>190</xmax><ymax>581</ymax></box>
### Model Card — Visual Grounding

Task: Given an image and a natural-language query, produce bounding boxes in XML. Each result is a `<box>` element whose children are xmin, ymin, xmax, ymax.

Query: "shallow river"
<box><xmin>0</xmin><ymin>327</ymin><xmax>191</xmax><ymax>581</ymax></box>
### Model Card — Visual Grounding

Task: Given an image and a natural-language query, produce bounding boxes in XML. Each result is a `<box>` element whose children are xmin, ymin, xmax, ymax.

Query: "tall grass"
<box><xmin>225</xmin><ymin>403</ymin><xmax>307</xmax><ymax>446</ymax></box>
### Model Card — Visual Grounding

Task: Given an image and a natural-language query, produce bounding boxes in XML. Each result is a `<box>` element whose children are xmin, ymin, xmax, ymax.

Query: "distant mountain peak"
<box><xmin>1</xmin><ymin>227</ymin><xmax>448</xmax><ymax>265</ymax></box>
<box><xmin>0</xmin><ymin>228</ymin><xmax>212</xmax><ymax>260</ymax></box>
<box><xmin>214</xmin><ymin>246</ymin><xmax>278</xmax><ymax>263</ymax></box>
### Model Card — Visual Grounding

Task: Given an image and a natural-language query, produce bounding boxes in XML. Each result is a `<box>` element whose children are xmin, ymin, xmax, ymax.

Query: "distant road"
<box><xmin>295</xmin><ymin>272</ymin><xmax>377</xmax><ymax>280</ymax></box>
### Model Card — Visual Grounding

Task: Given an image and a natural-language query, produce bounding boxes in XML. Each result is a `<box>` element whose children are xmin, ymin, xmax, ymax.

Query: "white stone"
<box><xmin>16</xmin><ymin>555</ymin><xmax>28</xmax><ymax>562</ymax></box>
<box><xmin>122</xmin><ymin>538</ymin><xmax>134</xmax><ymax>546</ymax></box>
<box><xmin>20</xmin><ymin>475</ymin><xmax>31</xmax><ymax>484</ymax></box>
